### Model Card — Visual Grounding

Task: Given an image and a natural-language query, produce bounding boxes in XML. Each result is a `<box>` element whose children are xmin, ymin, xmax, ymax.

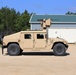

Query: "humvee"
<box><xmin>1</xmin><ymin>19</ymin><xmax>68</xmax><ymax>56</ymax></box>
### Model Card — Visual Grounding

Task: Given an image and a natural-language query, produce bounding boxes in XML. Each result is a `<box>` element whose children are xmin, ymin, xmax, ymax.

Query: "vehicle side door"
<box><xmin>20</xmin><ymin>33</ymin><xmax>34</xmax><ymax>49</ymax></box>
<box><xmin>34</xmin><ymin>33</ymin><xmax>46</xmax><ymax>49</ymax></box>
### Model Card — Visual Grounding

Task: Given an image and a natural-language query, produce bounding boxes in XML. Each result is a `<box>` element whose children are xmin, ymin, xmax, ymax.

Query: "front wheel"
<box><xmin>8</xmin><ymin>44</ymin><xmax>20</xmax><ymax>56</ymax></box>
<box><xmin>53</xmin><ymin>43</ymin><xmax>66</xmax><ymax>56</ymax></box>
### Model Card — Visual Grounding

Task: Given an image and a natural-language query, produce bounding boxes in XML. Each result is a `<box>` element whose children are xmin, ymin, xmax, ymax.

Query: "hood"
<box><xmin>3</xmin><ymin>32</ymin><xmax>21</xmax><ymax>43</ymax></box>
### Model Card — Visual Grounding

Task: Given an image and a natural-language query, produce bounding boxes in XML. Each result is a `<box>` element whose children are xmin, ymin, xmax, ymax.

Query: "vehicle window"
<box><xmin>37</xmin><ymin>34</ymin><xmax>44</xmax><ymax>39</ymax></box>
<box><xmin>24</xmin><ymin>34</ymin><xmax>31</xmax><ymax>39</ymax></box>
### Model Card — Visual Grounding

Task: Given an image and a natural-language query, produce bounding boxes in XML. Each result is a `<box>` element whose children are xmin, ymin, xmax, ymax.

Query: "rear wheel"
<box><xmin>53</xmin><ymin>43</ymin><xmax>66</xmax><ymax>56</ymax></box>
<box><xmin>8</xmin><ymin>44</ymin><xmax>20</xmax><ymax>56</ymax></box>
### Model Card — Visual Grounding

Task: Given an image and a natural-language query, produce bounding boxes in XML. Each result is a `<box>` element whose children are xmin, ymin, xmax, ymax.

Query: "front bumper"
<box><xmin>1</xmin><ymin>45</ymin><xmax>7</xmax><ymax>54</ymax></box>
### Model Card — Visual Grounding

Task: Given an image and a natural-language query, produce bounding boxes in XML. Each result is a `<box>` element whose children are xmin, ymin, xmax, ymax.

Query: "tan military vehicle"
<box><xmin>2</xmin><ymin>19</ymin><xmax>68</xmax><ymax>56</ymax></box>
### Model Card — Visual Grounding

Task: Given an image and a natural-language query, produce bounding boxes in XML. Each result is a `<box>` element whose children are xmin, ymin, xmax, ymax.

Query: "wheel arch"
<box><xmin>7</xmin><ymin>42</ymin><xmax>20</xmax><ymax>47</ymax></box>
<box><xmin>52</xmin><ymin>42</ymin><xmax>68</xmax><ymax>49</ymax></box>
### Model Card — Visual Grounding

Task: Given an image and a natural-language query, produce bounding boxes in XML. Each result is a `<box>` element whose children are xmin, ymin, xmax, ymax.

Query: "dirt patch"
<box><xmin>0</xmin><ymin>44</ymin><xmax>76</xmax><ymax>75</ymax></box>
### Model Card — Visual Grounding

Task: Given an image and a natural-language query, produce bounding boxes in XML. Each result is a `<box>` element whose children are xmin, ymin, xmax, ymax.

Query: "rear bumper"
<box><xmin>66</xmin><ymin>44</ymin><xmax>68</xmax><ymax>48</ymax></box>
<box><xmin>65</xmin><ymin>44</ymin><xmax>68</xmax><ymax>50</ymax></box>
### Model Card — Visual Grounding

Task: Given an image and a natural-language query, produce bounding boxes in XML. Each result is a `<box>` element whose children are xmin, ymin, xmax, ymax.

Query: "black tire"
<box><xmin>53</xmin><ymin>43</ymin><xmax>66</xmax><ymax>56</ymax></box>
<box><xmin>8</xmin><ymin>44</ymin><xmax>20</xmax><ymax>56</ymax></box>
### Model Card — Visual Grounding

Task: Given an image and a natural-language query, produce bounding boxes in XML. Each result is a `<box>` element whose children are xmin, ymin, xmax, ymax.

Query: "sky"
<box><xmin>0</xmin><ymin>0</ymin><xmax>76</xmax><ymax>14</ymax></box>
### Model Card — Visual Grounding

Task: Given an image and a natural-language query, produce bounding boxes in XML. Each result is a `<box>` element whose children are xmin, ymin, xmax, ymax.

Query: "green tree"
<box><xmin>0</xmin><ymin>7</ymin><xmax>30</xmax><ymax>36</ymax></box>
<box><xmin>15</xmin><ymin>10</ymin><xmax>30</xmax><ymax>32</ymax></box>
<box><xmin>66</xmin><ymin>11</ymin><xmax>76</xmax><ymax>15</ymax></box>
<box><xmin>0</xmin><ymin>7</ymin><xmax>17</xmax><ymax>35</ymax></box>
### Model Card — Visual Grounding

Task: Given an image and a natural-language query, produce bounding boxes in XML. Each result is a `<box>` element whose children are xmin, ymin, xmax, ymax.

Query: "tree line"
<box><xmin>0</xmin><ymin>7</ymin><xmax>76</xmax><ymax>36</ymax></box>
<box><xmin>66</xmin><ymin>11</ymin><xmax>76</xmax><ymax>15</ymax></box>
<box><xmin>0</xmin><ymin>7</ymin><xmax>31</xmax><ymax>36</ymax></box>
